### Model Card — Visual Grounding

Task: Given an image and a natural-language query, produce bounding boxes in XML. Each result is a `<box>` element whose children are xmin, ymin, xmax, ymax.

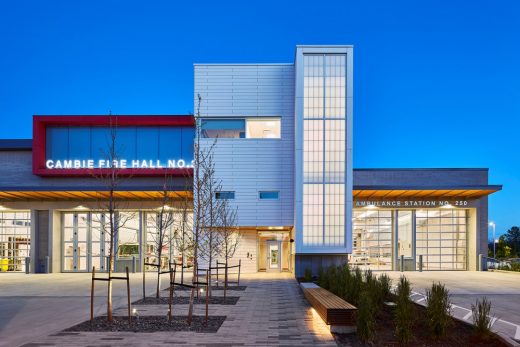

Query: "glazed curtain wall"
<box><xmin>352</xmin><ymin>208</ymin><xmax>468</xmax><ymax>270</ymax></box>
<box><xmin>302</xmin><ymin>54</ymin><xmax>346</xmax><ymax>247</ymax></box>
<box><xmin>0</xmin><ymin>212</ymin><xmax>31</xmax><ymax>272</ymax></box>
<box><xmin>62</xmin><ymin>211</ymin><xmax>175</xmax><ymax>272</ymax></box>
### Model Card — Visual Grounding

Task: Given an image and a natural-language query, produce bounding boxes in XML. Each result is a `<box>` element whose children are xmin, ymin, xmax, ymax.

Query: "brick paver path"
<box><xmin>20</xmin><ymin>272</ymin><xmax>338</xmax><ymax>347</ymax></box>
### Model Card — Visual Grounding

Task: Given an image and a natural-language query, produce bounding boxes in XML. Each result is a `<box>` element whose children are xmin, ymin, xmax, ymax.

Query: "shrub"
<box><xmin>378</xmin><ymin>273</ymin><xmax>392</xmax><ymax>301</ymax></box>
<box><xmin>395</xmin><ymin>276</ymin><xmax>414</xmax><ymax>344</ymax></box>
<box><xmin>317</xmin><ymin>267</ymin><xmax>329</xmax><ymax>289</ymax></box>
<box><xmin>364</xmin><ymin>269</ymin><xmax>374</xmax><ymax>285</ymax></box>
<box><xmin>357</xmin><ymin>291</ymin><xmax>376</xmax><ymax>344</ymax></box>
<box><xmin>472</xmin><ymin>297</ymin><xmax>492</xmax><ymax>336</ymax></box>
<box><xmin>425</xmin><ymin>282</ymin><xmax>452</xmax><ymax>337</ymax></box>
<box><xmin>303</xmin><ymin>268</ymin><xmax>312</xmax><ymax>282</ymax></box>
<box><xmin>327</xmin><ymin>266</ymin><xmax>339</xmax><ymax>295</ymax></box>
<box><xmin>366</xmin><ymin>274</ymin><xmax>384</xmax><ymax>312</ymax></box>
<box><xmin>343</xmin><ymin>266</ymin><xmax>358</xmax><ymax>305</ymax></box>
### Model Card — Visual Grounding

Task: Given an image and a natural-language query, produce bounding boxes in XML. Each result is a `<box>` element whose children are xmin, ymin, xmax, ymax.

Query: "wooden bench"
<box><xmin>302</xmin><ymin>285</ymin><xmax>357</xmax><ymax>328</ymax></box>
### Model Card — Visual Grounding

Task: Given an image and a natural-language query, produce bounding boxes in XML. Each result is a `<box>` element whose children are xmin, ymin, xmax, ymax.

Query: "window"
<box><xmin>201</xmin><ymin>119</ymin><xmax>245</xmax><ymax>138</ymax></box>
<box><xmin>246</xmin><ymin>119</ymin><xmax>281</xmax><ymax>138</ymax></box>
<box><xmin>0</xmin><ymin>212</ymin><xmax>31</xmax><ymax>272</ymax></box>
<box><xmin>215</xmin><ymin>191</ymin><xmax>235</xmax><ymax>199</ymax></box>
<box><xmin>46</xmin><ymin>125</ymin><xmax>194</xmax><ymax>166</ymax></box>
<box><xmin>201</xmin><ymin>118</ymin><xmax>281</xmax><ymax>139</ymax></box>
<box><xmin>302</xmin><ymin>54</ymin><xmax>346</xmax><ymax>247</ymax></box>
<box><xmin>259</xmin><ymin>191</ymin><xmax>279</xmax><ymax>199</ymax></box>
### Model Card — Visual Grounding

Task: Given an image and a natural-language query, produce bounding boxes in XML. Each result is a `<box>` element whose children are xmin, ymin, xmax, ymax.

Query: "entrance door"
<box><xmin>266</xmin><ymin>240</ymin><xmax>281</xmax><ymax>272</ymax></box>
<box><xmin>63</xmin><ymin>213</ymin><xmax>89</xmax><ymax>272</ymax></box>
<box><xmin>396</xmin><ymin>211</ymin><xmax>415</xmax><ymax>271</ymax></box>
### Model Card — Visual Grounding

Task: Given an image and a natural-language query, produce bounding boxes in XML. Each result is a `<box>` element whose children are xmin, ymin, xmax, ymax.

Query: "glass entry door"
<box><xmin>63</xmin><ymin>213</ymin><xmax>109</xmax><ymax>272</ymax></box>
<box><xmin>63</xmin><ymin>213</ymin><xmax>89</xmax><ymax>271</ymax></box>
<box><xmin>266</xmin><ymin>240</ymin><xmax>281</xmax><ymax>272</ymax></box>
<box><xmin>396</xmin><ymin>211</ymin><xmax>415</xmax><ymax>270</ymax></box>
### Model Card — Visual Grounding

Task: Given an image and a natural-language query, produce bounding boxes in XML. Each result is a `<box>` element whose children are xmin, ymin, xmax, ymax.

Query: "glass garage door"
<box><xmin>63</xmin><ymin>213</ymin><xmax>109</xmax><ymax>272</ymax></box>
<box><xmin>352</xmin><ymin>210</ymin><xmax>392</xmax><ymax>270</ymax></box>
<box><xmin>416</xmin><ymin>209</ymin><xmax>467</xmax><ymax>270</ymax></box>
<box><xmin>0</xmin><ymin>212</ymin><xmax>31</xmax><ymax>272</ymax></box>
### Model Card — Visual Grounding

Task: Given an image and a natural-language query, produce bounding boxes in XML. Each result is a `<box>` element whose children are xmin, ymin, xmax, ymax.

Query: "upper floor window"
<box><xmin>201</xmin><ymin>118</ymin><xmax>281</xmax><ymax>139</ymax></box>
<box><xmin>246</xmin><ymin>119</ymin><xmax>281</xmax><ymax>138</ymax></box>
<box><xmin>215</xmin><ymin>191</ymin><xmax>235</xmax><ymax>200</ymax></box>
<box><xmin>259</xmin><ymin>191</ymin><xmax>279</xmax><ymax>200</ymax></box>
<box><xmin>201</xmin><ymin>119</ymin><xmax>245</xmax><ymax>138</ymax></box>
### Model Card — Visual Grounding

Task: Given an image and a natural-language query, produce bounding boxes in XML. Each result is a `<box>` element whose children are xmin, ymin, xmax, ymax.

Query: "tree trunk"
<box><xmin>156</xmin><ymin>247</ymin><xmax>162</xmax><ymax>298</ymax></box>
<box><xmin>107</xmin><ymin>254</ymin><xmax>113</xmax><ymax>321</ymax></box>
<box><xmin>224</xmin><ymin>258</ymin><xmax>228</xmax><ymax>299</ymax></box>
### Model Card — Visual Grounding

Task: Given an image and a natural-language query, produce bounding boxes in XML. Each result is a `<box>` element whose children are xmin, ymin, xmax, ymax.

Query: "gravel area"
<box><xmin>64</xmin><ymin>315</ymin><xmax>226</xmax><ymax>333</ymax></box>
<box><xmin>133</xmin><ymin>296</ymin><xmax>240</xmax><ymax>305</ymax></box>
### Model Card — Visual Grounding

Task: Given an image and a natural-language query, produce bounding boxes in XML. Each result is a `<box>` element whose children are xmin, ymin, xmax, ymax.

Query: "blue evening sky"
<box><xmin>0</xmin><ymin>1</ymin><xmax>519</xmax><ymax>238</ymax></box>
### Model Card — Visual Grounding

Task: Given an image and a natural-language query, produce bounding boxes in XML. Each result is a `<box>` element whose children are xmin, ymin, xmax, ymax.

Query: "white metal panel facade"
<box><xmin>194</xmin><ymin>64</ymin><xmax>295</xmax><ymax>226</ymax></box>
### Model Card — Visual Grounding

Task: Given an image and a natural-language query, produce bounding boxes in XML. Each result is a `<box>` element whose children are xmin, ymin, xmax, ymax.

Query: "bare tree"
<box><xmin>218</xmin><ymin>198</ymin><xmax>239</xmax><ymax>299</ymax></box>
<box><xmin>93</xmin><ymin>114</ymin><xmax>136</xmax><ymax>322</ymax></box>
<box><xmin>198</xmin><ymin>150</ymin><xmax>225</xmax><ymax>297</ymax></box>
<box><xmin>145</xmin><ymin>175</ymin><xmax>178</xmax><ymax>298</ymax></box>
<box><xmin>187</xmin><ymin>94</ymin><xmax>219</xmax><ymax>324</ymax></box>
<box><xmin>172</xmin><ymin>176</ymin><xmax>194</xmax><ymax>284</ymax></box>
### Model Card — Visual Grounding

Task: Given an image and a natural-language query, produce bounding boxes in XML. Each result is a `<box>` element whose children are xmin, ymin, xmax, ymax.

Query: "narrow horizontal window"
<box><xmin>259</xmin><ymin>191</ymin><xmax>279</xmax><ymax>200</ymax></box>
<box><xmin>215</xmin><ymin>191</ymin><xmax>235</xmax><ymax>200</ymax></box>
<box><xmin>246</xmin><ymin>119</ymin><xmax>281</xmax><ymax>139</ymax></box>
<box><xmin>201</xmin><ymin>119</ymin><xmax>245</xmax><ymax>138</ymax></box>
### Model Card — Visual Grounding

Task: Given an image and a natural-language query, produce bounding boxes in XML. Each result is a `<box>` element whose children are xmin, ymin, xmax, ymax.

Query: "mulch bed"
<box><xmin>333</xmin><ymin>299</ymin><xmax>508</xmax><ymax>347</ymax></box>
<box><xmin>64</xmin><ymin>315</ymin><xmax>226</xmax><ymax>333</ymax></box>
<box><xmin>164</xmin><ymin>285</ymin><xmax>247</xmax><ymax>291</ymax></box>
<box><xmin>133</xmin><ymin>296</ymin><xmax>240</xmax><ymax>305</ymax></box>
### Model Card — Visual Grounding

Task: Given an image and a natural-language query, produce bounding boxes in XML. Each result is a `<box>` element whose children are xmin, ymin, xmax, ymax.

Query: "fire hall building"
<box><xmin>0</xmin><ymin>45</ymin><xmax>501</xmax><ymax>276</ymax></box>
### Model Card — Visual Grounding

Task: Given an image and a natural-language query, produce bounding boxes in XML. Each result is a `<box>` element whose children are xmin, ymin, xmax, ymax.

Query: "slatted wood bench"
<box><xmin>301</xmin><ymin>283</ymin><xmax>357</xmax><ymax>331</ymax></box>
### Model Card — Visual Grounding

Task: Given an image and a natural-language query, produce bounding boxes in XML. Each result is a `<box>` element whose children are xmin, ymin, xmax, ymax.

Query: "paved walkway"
<box><xmin>0</xmin><ymin>272</ymin><xmax>337</xmax><ymax>347</ymax></box>
<box><xmin>384</xmin><ymin>270</ymin><xmax>520</xmax><ymax>343</ymax></box>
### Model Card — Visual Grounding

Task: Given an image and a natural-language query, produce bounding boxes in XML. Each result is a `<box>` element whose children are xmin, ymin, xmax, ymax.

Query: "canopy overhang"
<box><xmin>0</xmin><ymin>186</ymin><xmax>192</xmax><ymax>201</ymax></box>
<box><xmin>353</xmin><ymin>185</ymin><xmax>502</xmax><ymax>200</ymax></box>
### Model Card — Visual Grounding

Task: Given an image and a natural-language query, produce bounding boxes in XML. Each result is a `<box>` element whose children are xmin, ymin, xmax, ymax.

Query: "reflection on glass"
<box><xmin>201</xmin><ymin>119</ymin><xmax>245</xmax><ymax>138</ymax></box>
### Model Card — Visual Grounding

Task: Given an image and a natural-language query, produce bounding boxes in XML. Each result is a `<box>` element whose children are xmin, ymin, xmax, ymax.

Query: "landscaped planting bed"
<box><xmin>133</xmin><ymin>296</ymin><xmax>240</xmax><ymax>305</ymax></box>
<box><xmin>310</xmin><ymin>265</ymin><xmax>509</xmax><ymax>347</ymax></box>
<box><xmin>64</xmin><ymin>315</ymin><xmax>226</xmax><ymax>333</ymax></box>
<box><xmin>333</xmin><ymin>301</ymin><xmax>507</xmax><ymax>347</ymax></box>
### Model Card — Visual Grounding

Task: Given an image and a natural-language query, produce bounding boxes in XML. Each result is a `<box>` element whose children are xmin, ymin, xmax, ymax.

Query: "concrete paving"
<box><xmin>0</xmin><ymin>272</ymin><xmax>337</xmax><ymax>347</ymax></box>
<box><xmin>384</xmin><ymin>270</ymin><xmax>520</xmax><ymax>342</ymax></box>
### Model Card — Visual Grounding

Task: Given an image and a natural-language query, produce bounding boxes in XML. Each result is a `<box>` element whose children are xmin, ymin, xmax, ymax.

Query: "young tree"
<box><xmin>187</xmin><ymin>94</ymin><xmax>217</xmax><ymax>324</ymax></box>
<box><xmin>172</xmin><ymin>177</ymin><xmax>194</xmax><ymax>284</ymax></box>
<box><xmin>146</xmin><ymin>176</ymin><xmax>178</xmax><ymax>298</ymax></box>
<box><xmin>93</xmin><ymin>114</ymin><xmax>136</xmax><ymax>322</ymax></box>
<box><xmin>198</xmin><ymin>149</ymin><xmax>225</xmax><ymax>297</ymax></box>
<box><xmin>218</xmin><ymin>198</ymin><xmax>239</xmax><ymax>299</ymax></box>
